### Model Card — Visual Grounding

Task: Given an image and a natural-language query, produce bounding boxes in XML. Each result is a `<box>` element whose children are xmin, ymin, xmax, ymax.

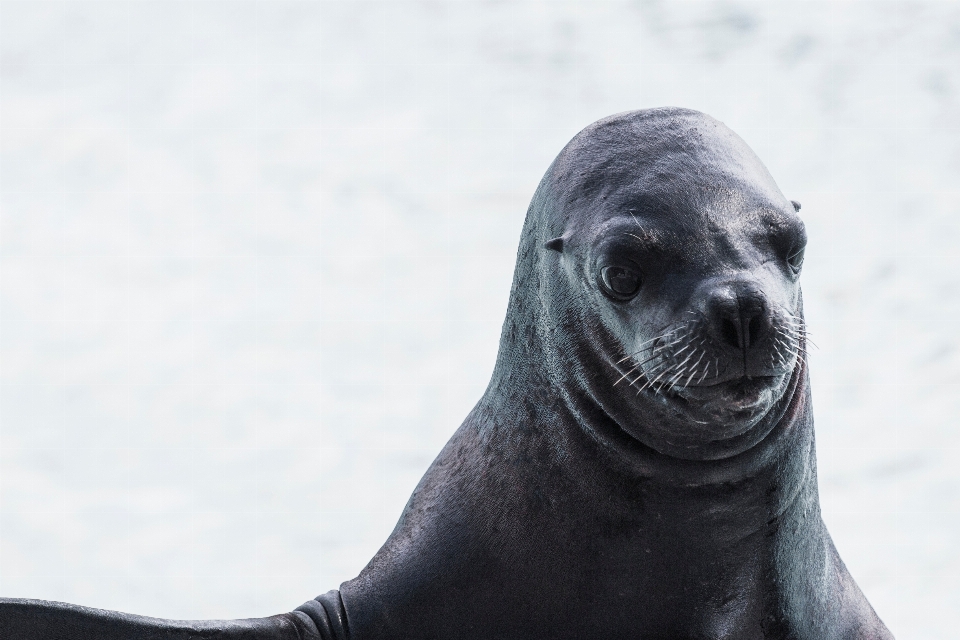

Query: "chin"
<box><xmin>679</xmin><ymin>375</ymin><xmax>789</xmax><ymax>431</ymax></box>
<box><xmin>629</xmin><ymin>371</ymin><xmax>794</xmax><ymax>458</ymax></box>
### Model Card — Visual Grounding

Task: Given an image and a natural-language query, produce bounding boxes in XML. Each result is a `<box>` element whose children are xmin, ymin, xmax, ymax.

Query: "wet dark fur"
<box><xmin>1</xmin><ymin>109</ymin><xmax>892</xmax><ymax>639</ymax></box>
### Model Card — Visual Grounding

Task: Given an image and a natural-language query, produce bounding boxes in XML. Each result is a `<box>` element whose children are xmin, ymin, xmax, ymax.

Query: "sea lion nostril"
<box><xmin>721</xmin><ymin>317</ymin><xmax>742</xmax><ymax>348</ymax></box>
<box><xmin>710</xmin><ymin>289</ymin><xmax>766</xmax><ymax>350</ymax></box>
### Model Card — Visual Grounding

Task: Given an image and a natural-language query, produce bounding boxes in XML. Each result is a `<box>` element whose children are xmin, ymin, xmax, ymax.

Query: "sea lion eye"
<box><xmin>786</xmin><ymin>247</ymin><xmax>805</xmax><ymax>274</ymax></box>
<box><xmin>600</xmin><ymin>265</ymin><xmax>642</xmax><ymax>299</ymax></box>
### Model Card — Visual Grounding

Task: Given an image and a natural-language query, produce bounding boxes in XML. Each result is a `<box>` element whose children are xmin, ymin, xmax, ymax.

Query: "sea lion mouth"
<box><xmin>632</xmin><ymin>370</ymin><xmax>785</xmax><ymax>424</ymax></box>
<box><xmin>677</xmin><ymin>375</ymin><xmax>778</xmax><ymax>409</ymax></box>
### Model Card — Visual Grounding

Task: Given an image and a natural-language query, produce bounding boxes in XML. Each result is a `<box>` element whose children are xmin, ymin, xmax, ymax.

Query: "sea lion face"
<box><xmin>546</xmin><ymin>112</ymin><xmax>807</xmax><ymax>460</ymax></box>
<box><xmin>587</xmin><ymin>189</ymin><xmax>805</xmax><ymax>443</ymax></box>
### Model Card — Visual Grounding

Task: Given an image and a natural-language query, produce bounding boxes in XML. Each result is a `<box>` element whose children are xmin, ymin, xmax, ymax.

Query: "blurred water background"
<box><xmin>1</xmin><ymin>1</ymin><xmax>958</xmax><ymax>637</ymax></box>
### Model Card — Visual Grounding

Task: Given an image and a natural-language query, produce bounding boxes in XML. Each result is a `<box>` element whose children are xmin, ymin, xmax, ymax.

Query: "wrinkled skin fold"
<box><xmin>1</xmin><ymin>108</ymin><xmax>893</xmax><ymax>640</ymax></box>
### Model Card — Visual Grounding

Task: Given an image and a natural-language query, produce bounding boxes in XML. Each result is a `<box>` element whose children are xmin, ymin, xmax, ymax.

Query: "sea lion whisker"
<box><xmin>655</xmin><ymin>339</ymin><xmax>684</xmax><ymax>354</ymax></box>
<box><xmin>663</xmin><ymin>352</ymin><xmax>697</xmax><ymax>390</ymax></box>
<box><xmin>616</xmin><ymin>331</ymin><xmax>684</xmax><ymax>363</ymax></box>
<box><xmin>637</xmin><ymin>377</ymin><xmax>658</xmax><ymax>395</ymax></box>
<box><xmin>665</xmin><ymin>359</ymin><xmax>692</xmax><ymax>384</ymax></box>
<box><xmin>619</xmin><ymin>351</ymin><xmax>669</xmax><ymax>375</ymax></box>
<box><xmin>613</xmin><ymin>366</ymin><xmax>641</xmax><ymax>386</ymax></box>
<box><xmin>629</xmin><ymin>358</ymin><xmax>672</xmax><ymax>387</ymax></box>
<box><xmin>613</xmin><ymin>353</ymin><xmax>667</xmax><ymax>386</ymax></box>
<box><xmin>697</xmin><ymin>364</ymin><xmax>710</xmax><ymax>384</ymax></box>
<box><xmin>673</xmin><ymin>350</ymin><xmax>696</xmax><ymax>370</ymax></box>
<box><xmin>639</xmin><ymin>358</ymin><xmax>672</xmax><ymax>377</ymax></box>
<box><xmin>617</xmin><ymin>338</ymin><xmax>658</xmax><ymax>359</ymax></box>
<box><xmin>683</xmin><ymin>367</ymin><xmax>697</xmax><ymax>388</ymax></box>
<box><xmin>666</xmin><ymin>368</ymin><xmax>687</xmax><ymax>390</ymax></box>
<box><xmin>684</xmin><ymin>351</ymin><xmax>706</xmax><ymax>387</ymax></box>
<box><xmin>670</xmin><ymin>343</ymin><xmax>694</xmax><ymax>360</ymax></box>
<box><xmin>772</xmin><ymin>340</ymin><xmax>787</xmax><ymax>363</ymax></box>
<box><xmin>634</xmin><ymin>326</ymin><xmax>689</xmax><ymax>352</ymax></box>
<box><xmin>656</xmin><ymin>368</ymin><xmax>678</xmax><ymax>394</ymax></box>
<box><xmin>639</xmin><ymin>366</ymin><xmax>673</xmax><ymax>394</ymax></box>
<box><xmin>616</xmin><ymin>348</ymin><xmax>653</xmax><ymax>365</ymax></box>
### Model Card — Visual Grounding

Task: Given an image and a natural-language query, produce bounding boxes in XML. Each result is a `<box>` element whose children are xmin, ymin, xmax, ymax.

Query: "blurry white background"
<box><xmin>0</xmin><ymin>1</ymin><xmax>957</xmax><ymax>637</ymax></box>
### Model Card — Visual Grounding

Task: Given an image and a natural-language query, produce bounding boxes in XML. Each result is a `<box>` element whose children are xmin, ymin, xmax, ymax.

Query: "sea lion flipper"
<box><xmin>0</xmin><ymin>597</ymin><xmax>306</xmax><ymax>639</ymax></box>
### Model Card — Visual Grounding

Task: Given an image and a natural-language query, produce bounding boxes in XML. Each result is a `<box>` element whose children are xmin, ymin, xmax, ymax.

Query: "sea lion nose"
<box><xmin>708</xmin><ymin>284</ymin><xmax>767</xmax><ymax>350</ymax></box>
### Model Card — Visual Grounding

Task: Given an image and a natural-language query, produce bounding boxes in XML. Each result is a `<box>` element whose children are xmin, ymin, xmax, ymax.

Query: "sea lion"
<box><xmin>0</xmin><ymin>108</ymin><xmax>892</xmax><ymax>639</ymax></box>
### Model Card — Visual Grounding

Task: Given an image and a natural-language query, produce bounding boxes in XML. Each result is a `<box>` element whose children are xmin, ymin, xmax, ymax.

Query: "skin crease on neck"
<box><xmin>0</xmin><ymin>108</ymin><xmax>894</xmax><ymax>640</ymax></box>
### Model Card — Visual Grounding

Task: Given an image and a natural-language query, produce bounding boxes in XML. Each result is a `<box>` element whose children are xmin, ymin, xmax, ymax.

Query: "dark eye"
<box><xmin>786</xmin><ymin>247</ymin><xmax>805</xmax><ymax>274</ymax></box>
<box><xmin>600</xmin><ymin>265</ymin><xmax>642</xmax><ymax>299</ymax></box>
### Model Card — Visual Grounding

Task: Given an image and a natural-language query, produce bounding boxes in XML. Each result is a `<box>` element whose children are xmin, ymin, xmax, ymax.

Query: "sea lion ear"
<box><xmin>544</xmin><ymin>237</ymin><xmax>565</xmax><ymax>253</ymax></box>
<box><xmin>790</xmin><ymin>200</ymin><xmax>802</xmax><ymax>212</ymax></box>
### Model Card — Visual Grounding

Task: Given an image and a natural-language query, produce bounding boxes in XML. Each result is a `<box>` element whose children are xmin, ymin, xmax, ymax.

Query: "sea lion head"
<box><xmin>498</xmin><ymin>108</ymin><xmax>807</xmax><ymax>462</ymax></box>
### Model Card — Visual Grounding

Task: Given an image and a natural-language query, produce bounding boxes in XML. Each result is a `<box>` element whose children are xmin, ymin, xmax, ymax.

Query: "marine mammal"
<box><xmin>0</xmin><ymin>108</ymin><xmax>892</xmax><ymax>639</ymax></box>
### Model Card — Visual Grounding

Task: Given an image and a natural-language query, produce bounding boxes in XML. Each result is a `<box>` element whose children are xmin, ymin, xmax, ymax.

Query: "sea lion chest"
<box><xmin>337</xmin><ymin>424</ymin><xmax>815</xmax><ymax>640</ymax></box>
